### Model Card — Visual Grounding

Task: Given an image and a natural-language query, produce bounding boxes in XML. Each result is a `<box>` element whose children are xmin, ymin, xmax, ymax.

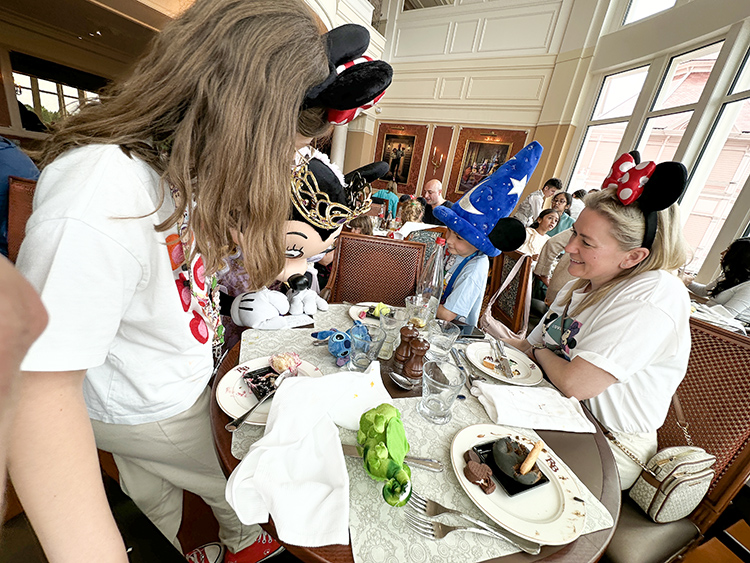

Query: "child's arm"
<box><xmin>437</xmin><ymin>304</ymin><xmax>457</xmax><ymax>321</ymax></box>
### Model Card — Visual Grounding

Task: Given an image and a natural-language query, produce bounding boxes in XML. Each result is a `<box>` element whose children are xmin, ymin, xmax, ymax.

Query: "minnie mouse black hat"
<box><xmin>303</xmin><ymin>24</ymin><xmax>392</xmax><ymax>124</ymax></box>
<box><xmin>601</xmin><ymin>151</ymin><xmax>687</xmax><ymax>249</ymax></box>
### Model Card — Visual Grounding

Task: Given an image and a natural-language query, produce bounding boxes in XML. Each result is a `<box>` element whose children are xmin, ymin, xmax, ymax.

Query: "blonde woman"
<box><xmin>506</xmin><ymin>154</ymin><xmax>691</xmax><ymax>489</ymax></box>
<box><xmin>10</xmin><ymin>2</ymin><xmax>332</xmax><ymax>562</ymax></box>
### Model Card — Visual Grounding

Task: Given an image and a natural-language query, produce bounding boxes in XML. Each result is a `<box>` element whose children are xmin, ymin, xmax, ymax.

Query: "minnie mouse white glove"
<box><xmin>230</xmin><ymin>288</ymin><xmax>290</xmax><ymax>329</ymax></box>
<box><xmin>288</xmin><ymin>288</ymin><xmax>329</xmax><ymax>316</ymax></box>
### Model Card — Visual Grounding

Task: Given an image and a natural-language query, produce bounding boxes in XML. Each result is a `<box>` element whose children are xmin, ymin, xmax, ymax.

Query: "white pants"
<box><xmin>91</xmin><ymin>387</ymin><xmax>259</xmax><ymax>553</ymax></box>
<box><xmin>608</xmin><ymin>430</ymin><xmax>658</xmax><ymax>490</ymax></box>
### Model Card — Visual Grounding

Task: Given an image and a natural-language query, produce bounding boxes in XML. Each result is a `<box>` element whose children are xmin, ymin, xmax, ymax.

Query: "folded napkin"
<box><xmin>225</xmin><ymin>362</ymin><xmax>391</xmax><ymax>547</ymax></box>
<box><xmin>472</xmin><ymin>382</ymin><xmax>596</xmax><ymax>433</ymax></box>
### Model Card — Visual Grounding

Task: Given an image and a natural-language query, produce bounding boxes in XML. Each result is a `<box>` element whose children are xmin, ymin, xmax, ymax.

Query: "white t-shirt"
<box><xmin>689</xmin><ymin>278</ymin><xmax>750</xmax><ymax>324</ymax></box>
<box><xmin>18</xmin><ymin>145</ymin><xmax>214</xmax><ymax>425</ymax></box>
<box><xmin>528</xmin><ymin>270</ymin><xmax>691</xmax><ymax>434</ymax></box>
<box><xmin>517</xmin><ymin>227</ymin><xmax>549</xmax><ymax>257</ymax></box>
<box><xmin>442</xmin><ymin>253</ymin><xmax>489</xmax><ymax>327</ymax></box>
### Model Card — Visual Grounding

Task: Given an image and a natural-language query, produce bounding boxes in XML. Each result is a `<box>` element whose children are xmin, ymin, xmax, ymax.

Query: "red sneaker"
<box><xmin>186</xmin><ymin>542</ymin><xmax>225</xmax><ymax>563</ymax></box>
<box><xmin>224</xmin><ymin>532</ymin><xmax>284</xmax><ymax>563</ymax></box>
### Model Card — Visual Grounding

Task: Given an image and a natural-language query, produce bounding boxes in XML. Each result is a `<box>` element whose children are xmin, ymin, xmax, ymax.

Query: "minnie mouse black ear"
<box><xmin>324</xmin><ymin>24</ymin><xmax>370</xmax><ymax>68</ymax></box>
<box><xmin>344</xmin><ymin>161</ymin><xmax>389</xmax><ymax>185</ymax></box>
<box><xmin>637</xmin><ymin>161</ymin><xmax>687</xmax><ymax>213</ymax></box>
<box><xmin>488</xmin><ymin>217</ymin><xmax>527</xmax><ymax>252</ymax></box>
<box><xmin>304</xmin><ymin>60</ymin><xmax>392</xmax><ymax>111</ymax></box>
<box><xmin>629</xmin><ymin>150</ymin><xmax>641</xmax><ymax>165</ymax></box>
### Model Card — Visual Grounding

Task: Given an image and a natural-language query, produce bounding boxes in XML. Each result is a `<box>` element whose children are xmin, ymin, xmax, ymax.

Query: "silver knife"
<box><xmin>457</xmin><ymin>348</ymin><xmax>486</xmax><ymax>386</ymax></box>
<box><xmin>488</xmin><ymin>335</ymin><xmax>513</xmax><ymax>378</ymax></box>
<box><xmin>341</xmin><ymin>444</ymin><xmax>443</xmax><ymax>472</ymax></box>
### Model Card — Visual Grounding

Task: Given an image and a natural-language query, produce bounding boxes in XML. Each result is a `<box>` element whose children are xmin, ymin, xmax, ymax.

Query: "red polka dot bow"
<box><xmin>601</xmin><ymin>153</ymin><xmax>656</xmax><ymax>205</ymax></box>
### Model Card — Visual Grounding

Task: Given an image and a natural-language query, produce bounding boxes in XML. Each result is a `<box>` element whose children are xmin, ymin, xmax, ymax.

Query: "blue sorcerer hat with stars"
<box><xmin>434</xmin><ymin>141</ymin><xmax>543</xmax><ymax>257</ymax></box>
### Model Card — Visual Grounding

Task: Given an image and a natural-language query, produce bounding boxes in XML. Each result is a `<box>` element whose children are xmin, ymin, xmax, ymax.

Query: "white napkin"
<box><xmin>225</xmin><ymin>362</ymin><xmax>391</xmax><ymax>547</ymax></box>
<box><xmin>472</xmin><ymin>381</ymin><xmax>596</xmax><ymax>433</ymax></box>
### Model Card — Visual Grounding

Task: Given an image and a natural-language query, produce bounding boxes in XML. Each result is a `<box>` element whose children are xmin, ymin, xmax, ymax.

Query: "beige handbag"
<box><xmin>606</xmin><ymin>395</ymin><xmax>715</xmax><ymax>523</ymax></box>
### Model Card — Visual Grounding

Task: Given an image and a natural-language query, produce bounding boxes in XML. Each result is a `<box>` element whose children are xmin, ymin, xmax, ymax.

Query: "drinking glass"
<box><xmin>379</xmin><ymin>308</ymin><xmax>408</xmax><ymax>360</ymax></box>
<box><xmin>350</xmin><ymin>325</ymin><xmax>386</xmax><ymax>371</ymax></box>
<box><xmin>425</xmin><ymin>319</ymin><xmax>460</xmax><ymax>360</ymax></box>
<box><xmin>417</xmin><ymin>361</ymin><xmax>465</xmax><ymax>425</ymax></box>
<box><xmin>405</xmin><ymin>295</ymin><xmax>431</xmax><ymax>330</ymax></box>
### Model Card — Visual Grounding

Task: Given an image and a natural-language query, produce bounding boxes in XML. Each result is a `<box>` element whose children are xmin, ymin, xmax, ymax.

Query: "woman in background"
<box><xmin>683</xmin><ymin>237</ymin><xmax>750</xmax><ymax>325</ymax></box>
<box><xmin>400</xmin><ymin>198</ymin><xmax>425</xmax><ymax>224</ymax></box>
<box><xmin>547</xmin><ymin>192</ymin><xmax>575</xmax><ymax>237</ymax></box>
<box><xmin>570</xmin><ymin>189</ymin><xmax>587</xmax><ymax>220</ymax></box>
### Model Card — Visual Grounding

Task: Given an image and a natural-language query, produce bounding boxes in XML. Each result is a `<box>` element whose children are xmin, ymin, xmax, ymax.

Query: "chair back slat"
<box><xmin>657</xmin><ymin>318</ymin><xmax>750</xmax><ymax>531</ymax></box>
<box><xmin>7</xmin><ymin>176</ymin><xmax>37</xmax><ymax>263</ymax></box>
<box><xmin>324</xmin><ymin>232</ymin><xmax>424</xmax><ymax>306</ymax></box>
<box><xmin>406</xmin><ymin>226</ymin><xmax>447</xmax><ymax>270</ymax></box>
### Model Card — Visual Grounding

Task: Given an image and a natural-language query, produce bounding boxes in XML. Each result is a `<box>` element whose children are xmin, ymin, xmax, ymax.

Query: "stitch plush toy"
<box><xmin>311</xmin><ymin>320</ymin><xmax>368</xmax><ymax>366</ymax></box>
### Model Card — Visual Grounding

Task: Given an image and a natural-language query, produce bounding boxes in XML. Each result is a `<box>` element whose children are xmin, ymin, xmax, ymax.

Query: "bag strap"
<box><xmin>483</xmin><ymin>254</ymin><xmax>532</xmax><ymax>337</ymax></box>
<box><xmin>604</xmin><ymin>392</ymin><xmax>694</xmax><ymax>477</ymax></box>
<box><xmin>672</xmin><ymin>393</ymin><xmax>694</xmax><ymax>447</ymax></box>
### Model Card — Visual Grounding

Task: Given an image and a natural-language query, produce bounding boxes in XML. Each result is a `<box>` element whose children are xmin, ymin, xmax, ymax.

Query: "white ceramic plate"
<box><xmin>348</xmin><ymin>302</ymin><xmax>386</xmax><ymax>326</ymax></box>
<box><xmin>465</xmin><ymin>341</ymin><xmax>543</xmax><ymax>386</ymax></box>
<box><xmin>451</xmin><ymin>424</ymin><xmax>586</xmax><ymax>546</ymax></box>
<box><xmin>215</xmin><ymin>357</ymin><xmax>323</xmax><ymax>425</ymax></box>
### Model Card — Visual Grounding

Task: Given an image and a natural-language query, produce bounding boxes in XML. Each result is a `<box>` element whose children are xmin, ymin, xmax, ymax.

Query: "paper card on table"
<box><xmin>471</xmin><ymin>383</ymin><xmax>596</xmax><ymax>433</ymax></box>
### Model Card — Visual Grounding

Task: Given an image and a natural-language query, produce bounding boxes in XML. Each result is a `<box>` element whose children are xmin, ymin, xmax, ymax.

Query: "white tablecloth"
<box><xmin>228</xmin><ymin>305</ymin><xmax>614</xmax><ymax>563</ymax></box>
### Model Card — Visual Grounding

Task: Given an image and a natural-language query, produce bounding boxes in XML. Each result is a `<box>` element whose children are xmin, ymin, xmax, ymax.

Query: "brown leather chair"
<box><xmin>602</xmin><ymin>317</ymin><xmax>750</xmax><ymax>563</ymax></box>
<box><xmin>7</xmin><ymin>176</ymin><xmax>37</xmax><ymax>263</ymax></box>
<box><xmin>406</xmin><ymin>225</ymin><xmax>447</xmax><ymax>269</ymax></box>
<box><xmin>487</xmin><ymin>250</ymin><xmax>533</xmax><ymax>334</ymax></box>
<box><xmin>322</xmin><ymin>231</ymin><xmax>425</xmax><ymax>306</ymax></box>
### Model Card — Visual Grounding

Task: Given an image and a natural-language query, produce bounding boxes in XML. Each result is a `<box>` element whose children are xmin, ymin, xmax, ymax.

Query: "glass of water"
<box><xmin>417</xmin><ymin>361</ymin><xmax>465</xmax><ymax>425</ymax></box>
<box><xmin>425</xmin><ymin>319</ymin><xmax>460</xmax><ymax>360</ymax></box>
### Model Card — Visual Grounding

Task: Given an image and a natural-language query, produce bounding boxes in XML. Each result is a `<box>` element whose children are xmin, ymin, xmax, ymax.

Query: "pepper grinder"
<box><xmin>403</xmin><ymin>337</ymin><xmax>430</xmax><ymax>382</ymax></box>
<box><xmin>394</xmin><ymin>324</ymin><xmax>419</xmax><ymax>371</ymax></box>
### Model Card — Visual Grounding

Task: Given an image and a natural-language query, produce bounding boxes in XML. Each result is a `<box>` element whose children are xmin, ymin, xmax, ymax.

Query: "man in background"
<box><xmin>422</xmin><ymin>179</ymin><xmax>453</xmax><ymax>225</ymax></box>
<box><xmin>512</xmin><ymin>177</ymin><xmax>562</xmax><ymax>227</ymax></box>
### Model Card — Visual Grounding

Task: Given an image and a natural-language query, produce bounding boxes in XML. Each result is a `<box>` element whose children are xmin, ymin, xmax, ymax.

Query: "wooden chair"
<box><xmin>602</xmin><ymin>317</ymin><xmax>750</xmax><ymax>563</ymax></box>
<box><xmin>321</xmin><ymin>231</ymin><xmax>425</xmax><ymax>306</ymax></box>
<box><xmin>7</xmin><ymin>176</ymin><xmax>37</xmax><ymax>263</ymax></box>
<box><xmin>406</xmin><ymin>225</ymin><xmax>447</xmax><ymax>269</ymax></box>
<box><xmin>487</xmin><ymin>250</ymin><xmax>533</xmax><ymax>335</ymax></box>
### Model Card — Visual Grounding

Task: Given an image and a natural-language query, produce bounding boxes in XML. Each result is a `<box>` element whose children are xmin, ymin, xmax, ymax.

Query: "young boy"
<box><xmin>435</xmin><ymin>142</ymin><xmax>544</xmax><ymax>327</ymax></box>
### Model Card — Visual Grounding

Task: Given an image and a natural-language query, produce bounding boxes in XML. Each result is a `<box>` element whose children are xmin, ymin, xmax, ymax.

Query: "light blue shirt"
<box><xmin>443</xmin><ymin>253</ymin><xmax>489</xmax><ymax>327</ymax></box>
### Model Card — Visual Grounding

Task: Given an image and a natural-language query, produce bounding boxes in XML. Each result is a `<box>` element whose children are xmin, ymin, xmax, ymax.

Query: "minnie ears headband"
<box><xmin>601</xmin><ymin>151</ymin><xmax>687</xmax><ymax>249</ymax></box>
<box><xmin>303</xmin><ymin>24</ymin><xmax>393</xmax><ymax>125</ymax></box>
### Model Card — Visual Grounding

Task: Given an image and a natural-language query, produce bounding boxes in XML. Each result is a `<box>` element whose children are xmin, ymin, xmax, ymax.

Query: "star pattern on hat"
<box><xmin>509</xmin><ymin>175</ymin><xmax>527</xmax><ymax>196</ymax></box>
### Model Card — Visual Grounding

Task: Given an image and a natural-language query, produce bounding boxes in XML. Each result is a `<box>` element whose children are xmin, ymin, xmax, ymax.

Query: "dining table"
<box><xmin>209</xmin><ymin>304</ymin><xmax>621</xmax><ymax>563</ymax></box>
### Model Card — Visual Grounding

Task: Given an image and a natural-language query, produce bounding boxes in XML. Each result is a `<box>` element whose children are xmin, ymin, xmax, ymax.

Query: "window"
<box><xmin>681</xmin><ymin>99</ymin><xmax>750</xmax><ymax>271</ymax></box>
<box><xmin>13</xmin><ymin>71</ymin><xmax>99</xmax><ymax>127</ymax></box>
<box><xmin>623</xmin><ymin>0</ymin><xmax>677</xmax><ymax>26</ymax></box>
<box><xmin>568</xmin><ymin>67</ymin><xmax>648</xmax><ymax>193</ymax></box>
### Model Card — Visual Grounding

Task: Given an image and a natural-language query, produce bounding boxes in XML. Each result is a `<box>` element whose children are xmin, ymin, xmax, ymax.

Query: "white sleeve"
<box><xmin>570</xmin><ymin>298</ymin><xmax>682</xmax><ymax>383</ymax></box>
<box><xmin>687</xmin><ymin>280</ymin><xmax>710</xmax><ymax>297</ymax></box>
<box><xmin>715</xmin><ymin>282</ymin><xmax>750</xmax><ymax>318</ymax></box>
<box><xmin>534</xmin><ymin>229</ymin><xmax>571</xmax><ymax>277</ymax></box>
<box><xmin>18</xmin><ymin>218</ymin><xmax>142</xmax><ymax>372</ymax></box>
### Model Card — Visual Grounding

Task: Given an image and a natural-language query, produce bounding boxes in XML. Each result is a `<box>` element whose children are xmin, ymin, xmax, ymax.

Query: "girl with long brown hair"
<box><xmin>9</xmin><ymin>2</ymin><xmax>332</xmax><ymax>562</ymax></box>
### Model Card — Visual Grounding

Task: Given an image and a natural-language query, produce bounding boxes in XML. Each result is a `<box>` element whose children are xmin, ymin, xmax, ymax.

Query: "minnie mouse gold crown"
<box><xmin>291</xmin><ymin>156</ymin><xmax>372</xmax><ymax>230</ymax></box>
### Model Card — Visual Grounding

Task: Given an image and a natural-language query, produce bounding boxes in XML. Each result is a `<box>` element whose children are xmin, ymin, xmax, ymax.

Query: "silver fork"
<box><xmin>407</xmin><ymin>492</ymin><xmax>541</xmax><ymax>555</ymax></box>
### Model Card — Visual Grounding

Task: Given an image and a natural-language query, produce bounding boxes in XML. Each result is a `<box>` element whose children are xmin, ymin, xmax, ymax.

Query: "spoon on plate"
<box><xmin>224</xmin><ymin>369</ymin><xmax>291</xmax><ymax>432</ymax></box>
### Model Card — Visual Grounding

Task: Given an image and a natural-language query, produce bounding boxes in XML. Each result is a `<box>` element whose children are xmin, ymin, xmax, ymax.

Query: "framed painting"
<box><xmin>456</xmin><ymin>140</ymin><xmax>512</xmax><ymax>193</ymax></box>
<box><xmin>381</xmin><ymin>134</ymin><xmax>416</xmax><ymax>184</ymax></box>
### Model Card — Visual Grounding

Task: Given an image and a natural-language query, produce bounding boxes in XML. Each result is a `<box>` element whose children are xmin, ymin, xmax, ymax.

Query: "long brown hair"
<box><xmin>37</xmin><ymin>0</ymin><xmax>330</xmax><ymax>286</ymax></box>
<box><xmin>561</xmin><ymin>187</ymin><xmax>688</xmax><ymax>315</ymax></box>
